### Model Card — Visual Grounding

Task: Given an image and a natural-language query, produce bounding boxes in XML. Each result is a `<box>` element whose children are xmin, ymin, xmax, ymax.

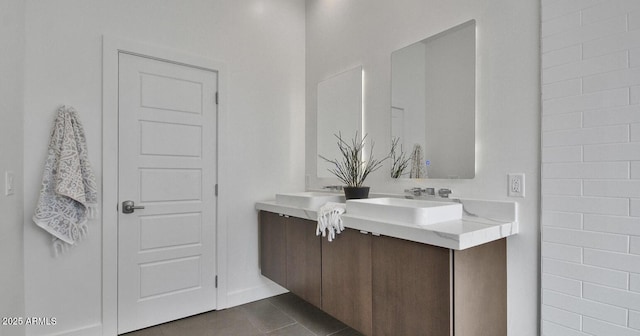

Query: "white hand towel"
<box><xmin>317</xmin><ymin>202</ymin><xmax>346</xmax><ymax>242</ymax></box>
<box><xmin>33</xmin><ymin>106</ymin><xmax>98</xmax><ymax>256</ymax></box>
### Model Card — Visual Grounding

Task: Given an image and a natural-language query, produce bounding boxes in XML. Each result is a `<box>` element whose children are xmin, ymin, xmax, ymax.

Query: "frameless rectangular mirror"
<box><xmin>391</xmin><ymin>20</ymin><xmax>476</xmax><ymax>179</ymax></box>
<box><xmin>317</xmin><ymin>66</ymin><xmax>363</xmax><ymax>178</ymax></box>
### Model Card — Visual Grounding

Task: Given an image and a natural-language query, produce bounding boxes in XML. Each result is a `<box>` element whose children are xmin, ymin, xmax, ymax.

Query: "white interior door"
<box><xmin>117</xmin><ymin>52</ymin><xmax>217</xmax><ymax>334</ymax></box>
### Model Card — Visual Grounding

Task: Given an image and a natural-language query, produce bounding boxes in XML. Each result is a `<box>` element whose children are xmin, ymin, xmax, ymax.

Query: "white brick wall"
<box><xmin>542</xmin><ymin>1</ymin><xmax>640</xmax><ymax>335</ymax></box>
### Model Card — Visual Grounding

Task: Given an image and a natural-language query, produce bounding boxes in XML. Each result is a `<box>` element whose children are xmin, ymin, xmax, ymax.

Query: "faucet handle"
<box><xmin>438</xmin><ymin>188</ymin><xmax>452</xmax><ymax>198</ymax></box>
<box><xmin>404</xmin><ymin>187</ymin><xmax>438</xmax><ymax>197</ymax></box>
<box><xmin>404</xmin><ymin>187</ymin><xmax>423</xmax><ymax>196</ymax></box>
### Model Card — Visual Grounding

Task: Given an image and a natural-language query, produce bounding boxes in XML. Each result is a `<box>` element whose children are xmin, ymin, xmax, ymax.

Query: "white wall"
<box><xmin>541</xmin><ymin>1</ymin><xmax>640</xmax><ymax>335</ymax></box>
<box><xmin>0</xmin><ymin>1</ymin><xmax>25</xmax><ymax>336</ymax></box>
<box><xmin>22</xmin><ymin>1</ymin><xmax>305</xmax><ymax>335</ymax></box>
<box><xmin>306</xmin><ymin>1</ymin><xmax>540</xmax><ymax>335</ymax></box>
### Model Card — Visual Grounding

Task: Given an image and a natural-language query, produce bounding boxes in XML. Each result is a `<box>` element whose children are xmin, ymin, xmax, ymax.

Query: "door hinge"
<box><xmin>215</xmin><ymin>91</ymin><xmax>219</xmax><ymax>105</ymax></box>
<box><xmin>215</xmin><ymin>184</ymin><xmax>218</xmax><ymax>196</ymax></box>
<box><xmin>215</xmin><ymin>275</ymin><xmax>218</xmax><ymax>288</ymax></box>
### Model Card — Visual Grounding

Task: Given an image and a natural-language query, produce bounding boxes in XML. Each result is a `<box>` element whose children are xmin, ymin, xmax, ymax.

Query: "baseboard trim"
<box><xmin>44</xmin><ymin>323</ymin><xmax>101</xmax><ymax>336</ymax></box>
<box><xmin>32</xmin><ymin>284</ymin><xmax>283</xmax><ymax>335</ymax></box>
<box><xmin>224</xmin><ymin>281</ymin><xmax>288</xmax><ymax>309</ymax></box>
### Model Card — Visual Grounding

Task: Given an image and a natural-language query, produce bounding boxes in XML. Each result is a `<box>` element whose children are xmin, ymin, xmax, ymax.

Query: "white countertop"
<box><xmin>255</xmin><ymin>196</ymin><xmax>518</xmax><ymax>250</ymax></box>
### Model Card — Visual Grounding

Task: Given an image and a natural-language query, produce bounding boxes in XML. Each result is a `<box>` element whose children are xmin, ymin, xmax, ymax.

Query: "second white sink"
<box><xmin>346</xmin><ymin>197</ymin><xmax>462</xmax><ymax>226</ymax></box>
<box><xmin>275</xmin><ymin>192</ymin><xmax>345</xmax><ymax>210</ymax></box>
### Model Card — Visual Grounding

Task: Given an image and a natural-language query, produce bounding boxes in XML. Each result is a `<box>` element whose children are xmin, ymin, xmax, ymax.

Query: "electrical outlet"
<box><xmin>508</xmin><ymin>173</ymin><xmax>525</xmax><ymax>197</ymax></box>
<box><xmin>5</xmin><ymin>171</ymin><xmax>15</xmax><ymax>196</ymax></box>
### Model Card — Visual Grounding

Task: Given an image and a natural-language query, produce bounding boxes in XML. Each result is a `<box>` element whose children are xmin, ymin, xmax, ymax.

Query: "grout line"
<box><xmin>297</xmin><ymin>322</ymin><xmax>321</xmax><ymax>336</ymax></box>
<box><xmin>266</xmin><ymin>296</ymin><xmax>302</xmax><ymax>324</ymax></box>
<box><xmin>266</xmin><ymin>294</ymin><xmax>357</xmax><ymax>336</ymax></box>
<box><xmin>326</xmin><ymin>327</ymin><xmax>351</xmax><ymax>336</ymax></box>
<box><xmin>129</xmin><ymin>294</ymin><xmax>357</xmax><ymax>336</ymax></box>
<box><xmin>264</xmin><ymin>321</ymin><xmax>300</xmax><ymax>335</ymax></box>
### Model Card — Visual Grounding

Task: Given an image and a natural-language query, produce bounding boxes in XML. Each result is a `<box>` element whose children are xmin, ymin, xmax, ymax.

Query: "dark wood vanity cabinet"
<box><xmin>320</xmin><ymin>230</ymin><xmax>453</xmax><ymax>336</ymax></box>
<box><xmin>285</xmin><ymin>217</ymin><xmax>322</xmax><ymax>308</ymax></box>
<box><xmin>259</xmin><ymin>211</ymin><xmax>507</xmax><ymax>336</ymax></box>
<box><xmin>259</xmin><ymin>211</ymin><xmax>322</xmax><ymax>307</ymax></box>
<box><xmin>259</xmin><ymin>211</ymin><xmax>287</xmax><ymax>287</ymax></box>
<box><xmin>371</xmin><ymin>235</ymin><xmax>506</xmax><ymax>336</ymax></box>
<box><xmin>322</xmin><ymin>228</ymin><xmax>373</xmax><ymax>335</ymax></box>
<box><xmin>453</xmin><ymin>238</ymin><xmax>507</xmax><ymax>336</ymax></box>
<box><xmin>372</xmin><ymin>235</ymin><xmax>451</xmax><ymax>336</ymax></box>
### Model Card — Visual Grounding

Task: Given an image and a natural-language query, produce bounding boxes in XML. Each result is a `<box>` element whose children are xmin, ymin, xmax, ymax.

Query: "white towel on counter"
<box><xmin>317</xmin><ymin>202</ymin><xmax>346</xmax><ymax>242</ymax></box>
<box><xmin>33</xmin><ymin>106</ymin><xmax>98</xmax><ymax>256</ymax></box>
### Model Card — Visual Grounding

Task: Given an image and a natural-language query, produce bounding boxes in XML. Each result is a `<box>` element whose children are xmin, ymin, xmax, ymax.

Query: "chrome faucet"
<box><xmin>404</xmin><ymin>187</ymin><xmax>435</xmax><ymax>197</ymax></box>
<box><xmin>438</xmin><ymin>188</ymin><xmax>452</xmax><ymax>198</ymax></box>
<box><xmin>404</xmin><ymin>188</ymin><xmax>422</xmax><ymax>196</ymax></box>
<box><xmin>405</xmin><ymin>187</ymin><xmax>451</xmax><ymax>198</ymax></box>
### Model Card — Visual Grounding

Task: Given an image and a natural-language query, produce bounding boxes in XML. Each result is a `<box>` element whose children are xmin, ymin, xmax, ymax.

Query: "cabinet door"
<box><xmin>286</xmin><ymin>217</ymin><xmax>322</xmax><ymax>308</ymax></box>
<box><xmin>372</xmin><ymin>235</ymin><xmax>451</xmax><ymax>336</ymax></box>
<box><xmin>454</xmin><ymin>238</ymin><xmax>507</xmax><ymax>336</ymax></box>
<box><xmin>259</xmin><ymin>211</ymin><xmax>287</xmax><ymax>287</ymax></box>
<box><xmin>322</xmin><ymin>229</ymin><xmax>373</xmax><ymax>335</ymax></box>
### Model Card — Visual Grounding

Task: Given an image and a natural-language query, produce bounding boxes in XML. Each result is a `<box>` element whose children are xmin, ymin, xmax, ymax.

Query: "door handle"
<box><xmin>122</xmin><ymin>200</ymin><xmax>145</xmax><ymax>214</ymax></box>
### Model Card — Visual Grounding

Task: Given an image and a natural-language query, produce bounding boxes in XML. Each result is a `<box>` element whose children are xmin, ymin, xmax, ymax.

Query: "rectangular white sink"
<box><xmin>275</xmin><ymin>192</ymin><xmax>345</xmax><ymax>210</ymax></box>
<box><xmin>345</xmin><ymin>197</ymin><xmax>462</xmax><ymax>226</ymax></box>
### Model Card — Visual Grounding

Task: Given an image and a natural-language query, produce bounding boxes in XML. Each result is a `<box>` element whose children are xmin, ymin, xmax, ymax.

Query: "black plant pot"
<box><xmin>343</xmin><ymin>186</ymin><xmax>370</xmax><ymax>200</ymax></box>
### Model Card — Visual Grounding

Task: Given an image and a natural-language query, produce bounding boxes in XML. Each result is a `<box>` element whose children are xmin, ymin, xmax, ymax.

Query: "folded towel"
<box><xmin>317</xmin><ymin>202</ymin><xmax>346</xmax><ymax>242</ymax></box>
<box><xmin>33</xmin><ymin>106</ymin><xmax>98</xmax><ymax>256</ymax></box>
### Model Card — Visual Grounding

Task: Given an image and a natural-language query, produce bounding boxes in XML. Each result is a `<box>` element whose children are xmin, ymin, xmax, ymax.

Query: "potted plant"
<box><xmin>319</xmin><ymin>132</ymin><xmax>388</xmax><ymax>199</ymax></box>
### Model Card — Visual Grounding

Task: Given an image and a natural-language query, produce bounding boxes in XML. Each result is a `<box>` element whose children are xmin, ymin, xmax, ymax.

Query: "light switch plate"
<box><xmin>5</xmin><ymin>171</ymin><xmax>15</xmax><ymax>196</ymax></box>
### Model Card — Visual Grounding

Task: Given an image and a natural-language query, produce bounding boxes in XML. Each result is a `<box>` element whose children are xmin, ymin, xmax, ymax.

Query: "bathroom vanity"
<box><xmin>256</xmin><ymin>194</ymin><xmax>517</xmax><ymax>336</ymax></box>
<box><xmin>289</xmin><ymin>17</ymin><xmax>516</xmax><ymax>335</ymax></box>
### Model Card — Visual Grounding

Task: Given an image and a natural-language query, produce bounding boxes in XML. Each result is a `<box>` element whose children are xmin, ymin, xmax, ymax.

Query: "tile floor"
<box><xmin>123</xmin><ymin>293</ymin><xmax>363</xmax><ymax>336</ymax></box>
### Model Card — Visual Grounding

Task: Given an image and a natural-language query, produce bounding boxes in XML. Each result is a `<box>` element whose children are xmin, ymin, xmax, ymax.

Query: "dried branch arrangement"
<box><xmin>390</xmin><ymin>137</ymin><xmax>411</xmax><ymax>178</ymax></box>
<box><xmin>319</xmin><ymin>132</ymin><xmax>388</xmax><ymax>187</ymax></box>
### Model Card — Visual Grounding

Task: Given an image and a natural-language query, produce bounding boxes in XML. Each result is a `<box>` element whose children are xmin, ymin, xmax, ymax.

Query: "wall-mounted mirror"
<box><xmin>317</xmin><ymin>66</ymin><xmax>363</xmax><ymax>178</ymax></box>
<box><xmin>391</xmin><ymin>20</ymin><xmax>476</xmax><ymax>179</ymax></box>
